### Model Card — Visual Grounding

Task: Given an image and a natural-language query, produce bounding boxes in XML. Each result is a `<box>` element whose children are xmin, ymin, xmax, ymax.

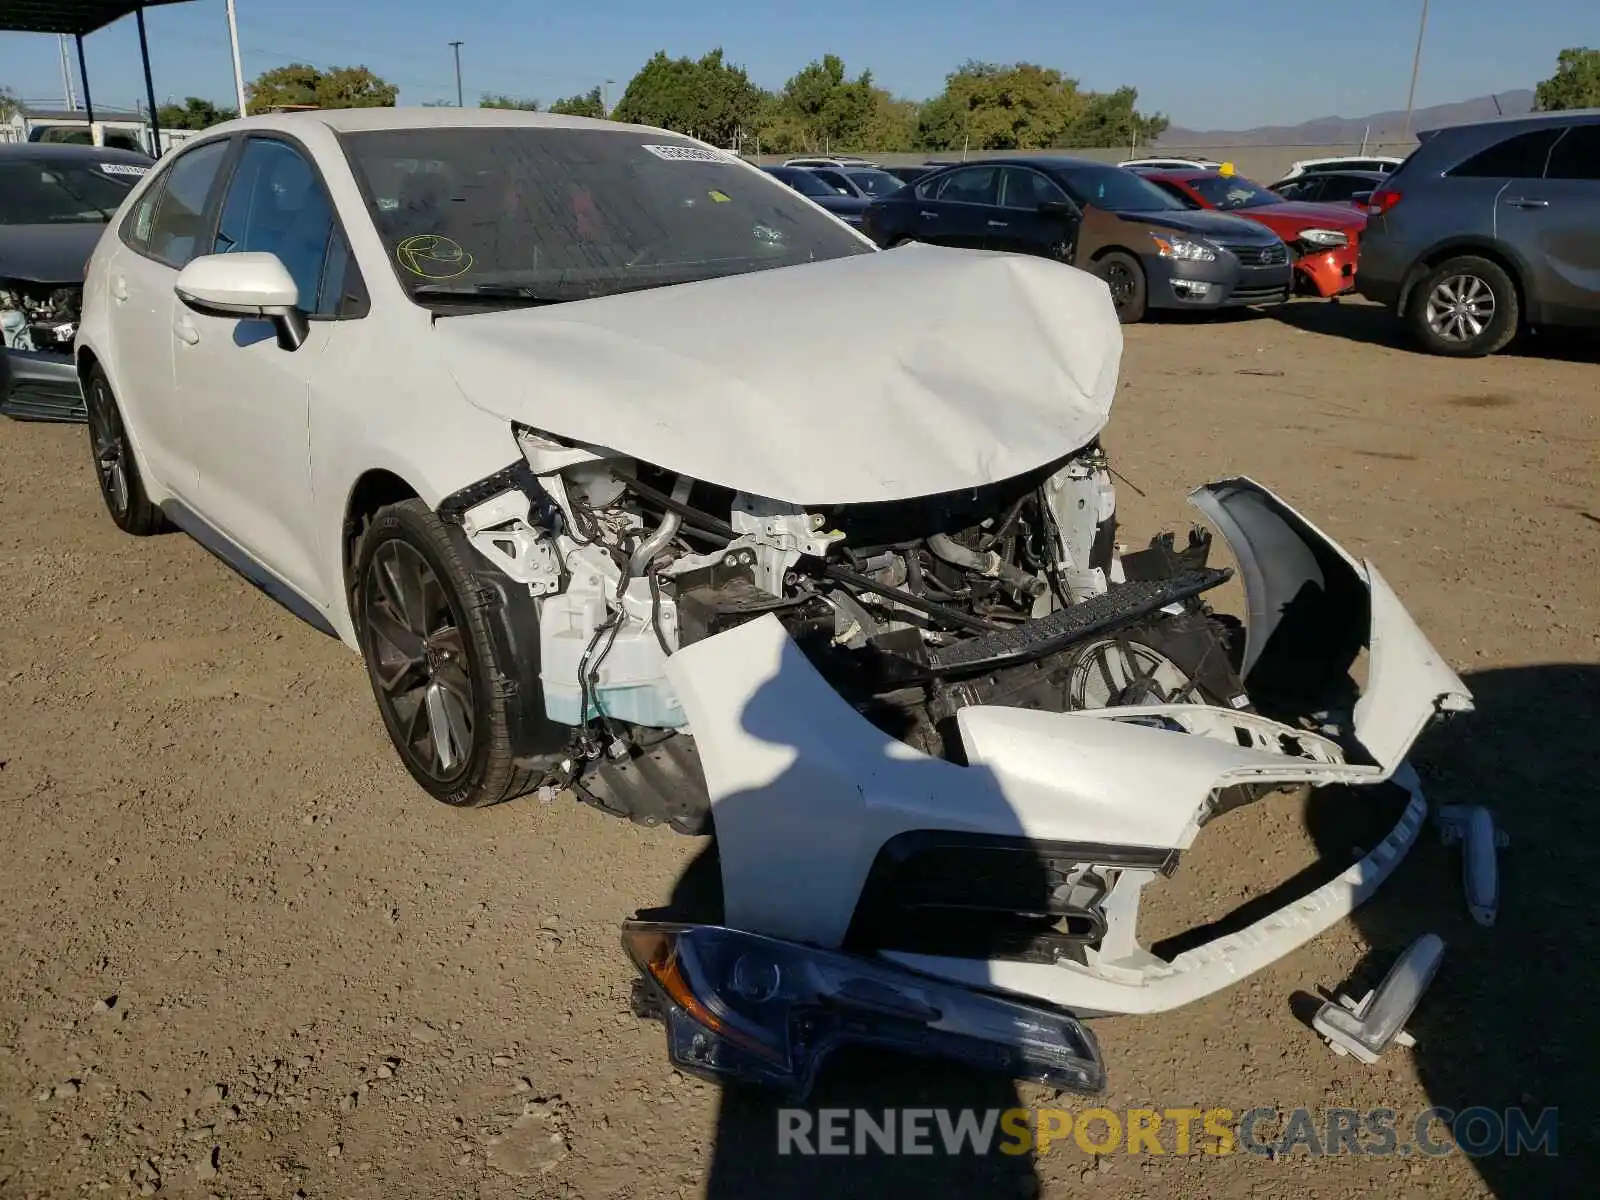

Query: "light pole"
<box><xmin>1401</xmin><ymin>0</ymin><xmax>1430</xmax><ymax>143</ymax></box>
<box><xmin>226</xmin><ymin>0</ymin><xmax>248</xmax><ymax>116</ymax></box>
<box><xmin>602</xmin><ymin>78</ymin><xmax>615</xmax><ymax>116</ymax></box>
<box><xmin>449</xmin><ymin>41</ymin><xmax>464</xmax><ymax>107</ymax></box>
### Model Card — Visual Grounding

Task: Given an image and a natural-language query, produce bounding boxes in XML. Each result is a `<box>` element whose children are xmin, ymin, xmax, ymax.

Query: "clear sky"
<box><xmin>0</xmin><ymin>0</ymin><xmax>1589</xmax><ymax>131</ymax></box>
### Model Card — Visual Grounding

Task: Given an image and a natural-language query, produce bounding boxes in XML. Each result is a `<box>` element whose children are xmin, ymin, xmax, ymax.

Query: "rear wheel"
<box><xmin>353</xmin><ymin>499</ymin><xmax>545</xmax><ymax>808</ymax></box>
<box><xmin>1094</xmin><ymin>251</ymin><xmax>1148</xmax><ymax>323</ymax></box>
<box><xmin>85</xmin><ymin>367</ymin><xmax>161</xmax><ymax>536</ymax></box>
<box><xmin>1407</xmin><ymin>255</ymin><xmax>1519</xmax><ymax>357</ymax></box>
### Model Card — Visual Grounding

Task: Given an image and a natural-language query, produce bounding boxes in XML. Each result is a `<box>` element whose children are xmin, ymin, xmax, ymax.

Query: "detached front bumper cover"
<box><xmin>622</xmin><ymin>921</ymin><xmax>1106</xmax><ymax>1102</ymax></box>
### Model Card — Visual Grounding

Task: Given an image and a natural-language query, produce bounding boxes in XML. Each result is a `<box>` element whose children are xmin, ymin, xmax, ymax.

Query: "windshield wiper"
<box><xmin>412</xmin><ymin>283</ymin><xmax>574</xmax><ymax>306</ymax></box>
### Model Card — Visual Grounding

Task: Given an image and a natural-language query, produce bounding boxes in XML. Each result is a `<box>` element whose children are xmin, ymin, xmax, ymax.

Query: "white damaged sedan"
<box><xmin>76</xmin><ymin>109</ymin><xmax>1471</xmax><ymax>1098</ymax></box>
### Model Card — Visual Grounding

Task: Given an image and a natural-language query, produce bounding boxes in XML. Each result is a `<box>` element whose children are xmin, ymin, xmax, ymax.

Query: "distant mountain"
<box><xmin>1159</xmin><ymin>90</ymin><xmax>1535</xmax><ymax>147</ymax></box>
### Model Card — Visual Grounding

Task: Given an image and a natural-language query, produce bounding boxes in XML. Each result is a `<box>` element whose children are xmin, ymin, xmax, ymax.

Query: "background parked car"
<box><xmin>1279</xmin><ymin>155</ymin><xmax>1403</xmax><ymax>178</ymax></box>
<box><xmin>1135</xmin><ymin>167</ymin><xmax>1365</xmax><ymax>297</ymax></box>
<box><xmin>1119</xmin><ymin>156</ymin><xmax>1222</xmax><ymax>171</ymax></box>
<box><xmin>1</xmin><ymin>142</ymin><xmax>149</xmax><ymax>422</ymax></box>
<box><xmin>1267</xmin><ymin>169</ymin><xmax>1389</xmax><ymax>209</ymax></box>
<box><xmin>1358</xmin><ymin>109</ymin><xmax>1600</xmax><ymax>356</ymax></box>
<box><xmin>761</xmin><ymin>165</ymin><xmax>871</xmax><ymax>226</ymax></box>
<box><xmin>862</xmin><ymin>157</ymin><xmax>1291</xmax><ymax>322</ymax></box>
<box><xmin>781</xmin><ymin>156</ymin><xmax>878</xmax><ymax>169</ymax></box>
<box><xmin>803</xmin><ymin>165</ymin><xmax>911</xmax><ymax>198</ymax></box>
<box><xmin>881</xmin><ymin>164</ymin><xmax>936</xmax><ymax>185</ymax></box>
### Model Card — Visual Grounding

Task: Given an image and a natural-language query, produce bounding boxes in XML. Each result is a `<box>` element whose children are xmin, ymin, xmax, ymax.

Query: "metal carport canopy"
<box><xmin>0</xmin><ymin>1</ymin><xmax>199</xmax><ymax>155</ymax></box>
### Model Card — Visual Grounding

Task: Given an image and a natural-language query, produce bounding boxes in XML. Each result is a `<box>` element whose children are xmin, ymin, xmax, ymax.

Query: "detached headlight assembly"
<box><xmin>1150</xmin><ymin>233</ymin><xmax>1216</xmax><ymax>262</ymax></box>
<box><xmin>622</xmin><ymin>921</ymin><xmax>1107</xmax><ymax>1101</ymax></box>
<box><xmin>1298</xmin><ymin>228</ymin><xmax>1349</xmax><ymax>248</ymax></box>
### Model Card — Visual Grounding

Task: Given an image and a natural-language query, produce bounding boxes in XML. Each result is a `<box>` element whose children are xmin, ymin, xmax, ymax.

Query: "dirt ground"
<box><xmin>1</xmin><ymin>298</ymin><xmax>1596</xmax><ymax>1200</ymax></box>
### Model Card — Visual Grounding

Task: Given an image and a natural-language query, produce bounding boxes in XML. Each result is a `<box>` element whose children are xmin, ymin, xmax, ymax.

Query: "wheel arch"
<box><xmin>341</xmin><ymin>468</ymin><xmax>421</xmax><ymax>605</ymax></box>
<box><xmin>1396</xmin><ymin>238</ymin><xmax>1533</xmax><ymax>323</ymax></box>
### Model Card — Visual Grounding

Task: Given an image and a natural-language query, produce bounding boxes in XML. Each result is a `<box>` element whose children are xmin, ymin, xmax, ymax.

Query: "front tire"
<box><xmin>1407</xmin><ymin>255</ymin><xmax>1519</xmax><ymax>357</ymax></box>
<box><xmin>353</xmin><ymin>499</ymin><xmax>545</xmax><ymax>808</ymax></box>
<box><xmin>1094</xmin><ymin>251</ymin><xmax>1148</xmax><ymax>323</ymax></box>
<box><xmin>85</xmin><ymin>366</ymin><xmax>162</xmax><ymax>536</ymax></box>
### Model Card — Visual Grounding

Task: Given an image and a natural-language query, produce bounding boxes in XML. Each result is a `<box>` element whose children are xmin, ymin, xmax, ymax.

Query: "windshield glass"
<box><xmin>340</xmin><ymin>128</ymin><xmax>871</xmax><ymax>306</ymax></box>
<box><xmin>846</xmin><ymin>169</ymin><xmax>905</xmax><ymax>196</ymax></box>
<box><xmin>1185</xmin><ymin>174</ymin><xmax>1282</xmax><ymax>210</ymax></box>
<box><xmin>1057</xmin><ymin>166</ymin><xmax>1187</xmax><ymax>213</ymax></box>
<box><xmin>0</xmin><ymin>159</ymin><xmax>139</xmax><ymax>224</ymax></box>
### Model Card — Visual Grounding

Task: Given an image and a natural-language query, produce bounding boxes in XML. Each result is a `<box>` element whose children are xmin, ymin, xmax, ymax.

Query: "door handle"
<box><xmin>987</xmin><ymin>220</ymin><xmax>1009</xmax><ymax>228</ymax></box>
<box><xmin>1506</xmin><ymin>196</ymin><xmax>1549</xmax><ymax>208</ymax></box>
<box><xmin>919</xmin><ymin>210</ymin><xmax>939</xmax><ymax>220</ymax></box>
<box><xmin>173</xmin><ymin>316</ymin><xmax>200</xmax><ymax>345</ymax></box>
<box><xmin>110</xmin><ymin>276</ymin><xmax>128</xmax><ymax>302</ymax></box>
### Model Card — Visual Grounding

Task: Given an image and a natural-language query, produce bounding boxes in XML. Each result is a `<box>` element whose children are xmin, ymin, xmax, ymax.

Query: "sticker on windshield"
<box><xmin>395</xmin><ymin>234</ymin><xmax>475</xmax><ymax>279</ymax></box>
<box><xmin>99</xmin><ymin>162</ymin><xmax>148</xmax><ymax>177</ymax></box>
<box><xmin>641</xmin><ymin>144</ymin><xmax>733</xmax><ymax>164</ymax></box>
<box><xmin>708</xmin><ymin>189</ymin><xmax>731</xmax><ymax>203</ymax></box>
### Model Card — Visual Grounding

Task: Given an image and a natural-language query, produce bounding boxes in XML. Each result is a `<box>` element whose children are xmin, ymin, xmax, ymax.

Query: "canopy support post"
<box><xmin>74</xmin><ymin>33</ymin><xmax>95</xmax><ymax>130</ymax></box>
<box><xmin>135</xmin><ymin>5</ymin><xmax>162</xmax><ymax>157</ymax></box>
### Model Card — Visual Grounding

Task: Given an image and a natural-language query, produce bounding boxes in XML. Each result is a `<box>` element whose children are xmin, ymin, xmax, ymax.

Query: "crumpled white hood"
<box><xmin>435</xmin><ymin>243</ymin><xmax>1122</xmax><ymax>504</ymax></box>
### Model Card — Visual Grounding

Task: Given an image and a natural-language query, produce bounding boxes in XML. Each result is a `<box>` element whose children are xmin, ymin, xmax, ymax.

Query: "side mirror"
<box><xmin>174</xmin><ymin>252</ymin><xmax>309</xmax><ymax>352</ymax></box>
<box><xmin>1038</xmin><ymin>199</ymin><xmax>1078</xmax><ymax>217</ymax></box>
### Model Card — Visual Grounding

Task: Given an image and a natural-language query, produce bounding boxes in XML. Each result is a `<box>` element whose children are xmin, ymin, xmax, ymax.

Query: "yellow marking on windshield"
<box><xmin>396</xmin><ymin>234</ymin><xmax>475</xmax><ymax>279</ymax></box>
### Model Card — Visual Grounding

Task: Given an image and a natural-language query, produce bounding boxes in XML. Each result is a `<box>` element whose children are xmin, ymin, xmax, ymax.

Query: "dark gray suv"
<box><xmin>1357</xmin><ymin>109</ymin><xmax>1600</xmax><ymax>356</ymax></box>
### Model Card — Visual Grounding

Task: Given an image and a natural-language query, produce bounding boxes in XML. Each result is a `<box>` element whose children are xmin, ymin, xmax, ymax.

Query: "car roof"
<box><xmin>0</xmin><ymin>142</ymin><xmax>152</xmax><ymax>164</ymax></box>
<box><xmin>926</xmin><ymin>155</ymin><xmax>1124</xmax><ymax>171</ymax></box>
<box><xmin>1417</xmin><ymin>106</ymin><xmax>1600</xmax><ymax>137</ymax></box>
<box><xmin>197</xmin><ymin>106</ymin><xmax>671</xmax><ymax>139</ymax></box>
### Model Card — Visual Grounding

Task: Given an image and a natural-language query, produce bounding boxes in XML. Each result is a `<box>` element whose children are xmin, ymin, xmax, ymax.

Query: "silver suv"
<box><xmin>1357</xmin><ymin>109</ymin><xmax>1600</xmax><ymax>356</ymax></box>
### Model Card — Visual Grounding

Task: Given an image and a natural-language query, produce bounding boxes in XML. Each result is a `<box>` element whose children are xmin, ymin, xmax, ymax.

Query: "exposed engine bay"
<box><xmin>0</xmin><ymin>282</ymin><xmax>81</xmax><ymax>355</ymax></box>
<box><xmin>440</xmin><ymin>425</ymin><xmax>1259</xmax><ymax>847</ymax></box>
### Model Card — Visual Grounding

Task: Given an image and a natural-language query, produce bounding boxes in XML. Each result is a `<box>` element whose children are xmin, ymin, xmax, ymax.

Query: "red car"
<box><xmin>1133</xmin><ymin>169</ymin><xmax>1367</xmax><ymax>298</ymax></box>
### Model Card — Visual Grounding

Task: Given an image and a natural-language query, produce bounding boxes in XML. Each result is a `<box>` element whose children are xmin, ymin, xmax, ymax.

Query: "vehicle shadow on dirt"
<box><xmin>1270</xmin><ymin>298</ymin><xmax>1600</xmax><ymax>363</ymax></box>
<box><xmin>635</xmin><ymin>633</ymin><xmax>1063</xmax><ymax>1199</ymax></box>
<box><xmin>1301</xmin><ymin>662</ymin><xmax>1598</xmax><ymax>1194</ymax></box>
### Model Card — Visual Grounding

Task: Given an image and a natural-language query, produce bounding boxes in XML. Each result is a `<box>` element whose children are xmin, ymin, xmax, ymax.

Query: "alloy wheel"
<box><xmin>87</xmin><ymin>378</ymin><xmax>129</xmax><ymax>518</ymax></box>
<box><xmin>1103</xmin><ymin>262</ymin><xmax>1136</xmax><ymax>309</ymax></box>
<box><xmin>363</xmin><ymin>539</ymin><xmax>477</xmax><ymax>782</ymax></box>
<box><xmin>1425</xmin><ymin>273</ymin><xmax>1496</xmax><ymax>345</ymax></box>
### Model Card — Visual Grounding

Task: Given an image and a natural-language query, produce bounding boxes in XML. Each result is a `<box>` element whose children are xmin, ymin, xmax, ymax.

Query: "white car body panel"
<box><xmin>666</xmin><ymin>477</ymin><xmax>1471</xmax><ymax>1012</ymax></box>
<box><xmin>436</xmin><ymin>243</ymin><xmax>1122</xmax><ymax>506</ymax></box>
<box><xmin>74</xmin><ymin>110</ymin><xmax>1473</xmax><ymax>1027</ymax></box>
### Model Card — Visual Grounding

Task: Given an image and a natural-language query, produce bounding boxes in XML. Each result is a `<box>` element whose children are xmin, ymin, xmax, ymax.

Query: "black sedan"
<box><xmin>761</xmin><ymin>166</ymin><xmax>870</xmax><ymax>227</ymax></box>
<box><xmin>860</xmin><ymin>157</ymin><xmax>1292</xmax><ymax>322</ymax></box>
<box><xmin>2</xmin><ymin>143</ymin><xmax>149</xmax><ymax>422</ymax></box>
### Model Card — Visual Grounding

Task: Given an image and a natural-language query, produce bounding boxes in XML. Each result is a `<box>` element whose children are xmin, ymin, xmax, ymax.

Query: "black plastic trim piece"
<box><xmin>159</xmin><ymin>499</ymin><xmax>340</xmax><ymax>639</ymax></box>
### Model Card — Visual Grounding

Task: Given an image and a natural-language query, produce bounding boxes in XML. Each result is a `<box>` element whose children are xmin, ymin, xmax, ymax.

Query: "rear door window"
<box><xmin>1544</xmin><ymin>124</ymin><xmax>1600</xmax><ymax>181</ymax></box>
<box><xmin>1448</xmin><ymin>128</ymin><xmax>1564</xmax><ymax>179</ymax></box>
<box><xmin>933</xmin><ymin>166</ymin><xmax>999</xmax><ymax>206</ymax></box>
<box><xmin>142</xmin><ymin>139</ymin><xmax>231</xmax><ymax>268</ymax></box>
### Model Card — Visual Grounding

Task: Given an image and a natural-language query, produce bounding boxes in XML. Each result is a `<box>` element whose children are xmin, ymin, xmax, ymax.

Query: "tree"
<box><xmin>770</xmin><ymin>54</ymin><xmax>877</xmax><ymax>152</ymax></box>
<box><xmin>912</xmin><ymin>61</ymin><xmax>1168</xmax><ymax>152</ymax></box>
<box><xmin>1064</xmin><ymin>86</ymin><xmax>1169</xmax><ymax>148</ymax></box>
<box><xmin>0</xmin><ymin>86</ymin><xmax>18</xmax><ymax>122</ymax></box>
<box><xmin>611</xmin><ymin>49</ymin><xmax>765</xmax><ymax>146</ymax></box>
<box><xmin>548</xmin><ymin>87</ymin><xmax>606</xmax><ymax>119</ymax></box>
<box><xmin>914</xmin><ymin>62</ymin><xmax>1086</xmax><ymax>152</ymax></box>
<box><xmin>1535</xmin><ymin>47</ymin><xmax>1600</xmax><ymax>111</ymax></box>
<box><xmin>316</xmin><ymin>66</ymin><xmax>398</xmax><ymax>108</ymax></box>
<box><xmin>481</xmin><ymin>94</ymin><xmax>540</xmax><ymax>110</ymax></box>
<box><xmin>155</xmin><ymin>96</ymin><xmax>236</xmax><ymax>131</ymax></box>
<box><xmin>245</xmin><ymin>63</ymin><xmax>396</xmax><ymax>111</ymax></box>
